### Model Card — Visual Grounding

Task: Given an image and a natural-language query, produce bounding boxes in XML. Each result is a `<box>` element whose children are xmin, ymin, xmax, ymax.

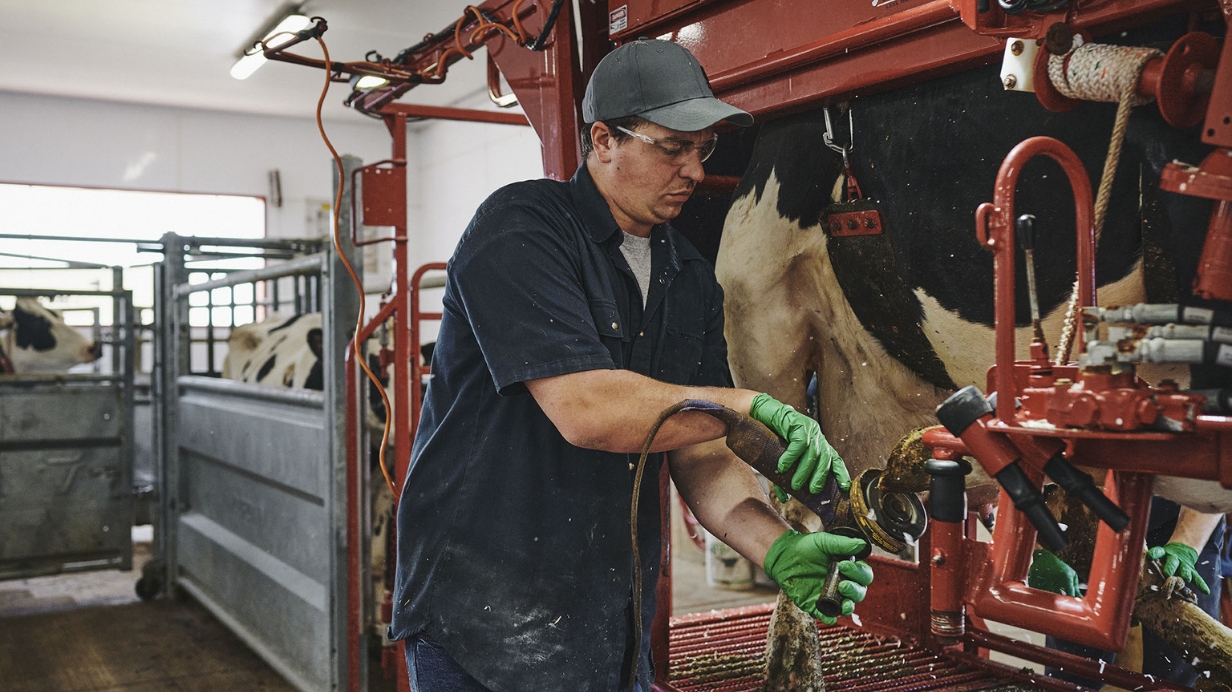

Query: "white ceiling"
<box><xmin>0</xmin><ymin>0</ymin><xmax>517</xmax><ymax>122</ymax></box>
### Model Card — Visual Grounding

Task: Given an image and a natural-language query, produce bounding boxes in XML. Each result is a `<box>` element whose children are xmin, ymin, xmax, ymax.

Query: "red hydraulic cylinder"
<box><xmin>924</xmin><ymin>453</ymin><xmax>970</xmax><ymax>643</ymax></box>
<box><xmin>1194</xmin><ymin>182</ymin><xmax>1232</xmax><ymax>302</ymax></box>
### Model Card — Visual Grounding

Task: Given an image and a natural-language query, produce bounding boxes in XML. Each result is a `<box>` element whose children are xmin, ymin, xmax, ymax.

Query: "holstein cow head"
<box><xmin>0</xmin><ymin>297</ymin><xmax>103</xmax><ymax>374</ymax></box>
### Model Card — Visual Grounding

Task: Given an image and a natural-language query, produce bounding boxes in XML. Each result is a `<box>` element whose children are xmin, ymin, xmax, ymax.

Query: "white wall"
<box><xmin>0</xmin><ymin>88</ymin><xmax>548</xmax><ymax>343</ymax></box>
<box><xmin>0</xmin><ymin>88</ymin><xmax>549</xmax><ymax>273</ymax></box>
<box><xmin>406</xmin><ymin>87</ymin><xmax>547</xmax><ymax>270</ymax></box>
<box><xmin>0</xmin><ymin>91</ymin><xmax>393</xmax><ymax>239</ymax></box>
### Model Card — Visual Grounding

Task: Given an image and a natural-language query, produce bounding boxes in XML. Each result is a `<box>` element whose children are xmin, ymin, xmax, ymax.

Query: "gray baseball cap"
<box><xmin>582</xmin><ymin>39</ymin><xmax>752</xmax><ymax>132</ymax></box>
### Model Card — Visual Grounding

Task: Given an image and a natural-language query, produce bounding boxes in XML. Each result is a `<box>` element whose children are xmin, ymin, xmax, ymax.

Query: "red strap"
<box><xmin>844</xmin><ymin>166</ymin><xmax>864</xmax><ymax>201</ymax></box>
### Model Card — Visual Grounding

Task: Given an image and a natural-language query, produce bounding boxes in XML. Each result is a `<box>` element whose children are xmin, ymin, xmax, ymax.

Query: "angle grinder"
<box><xmin>679</xmin><ymin>399</ymin><xmax>928</xmax><ymax>616</ymax></box>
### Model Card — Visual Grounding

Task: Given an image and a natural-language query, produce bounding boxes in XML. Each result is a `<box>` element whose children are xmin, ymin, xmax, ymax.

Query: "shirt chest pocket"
<box><xmin>656</xmin><ymin>327</ymin><xmax>705</xmax><ymax>385</ymax></box>
<box><xmin>588</xmin><ymin>299</ymin><xmax>627</xmax><ymax>367</ymax></box>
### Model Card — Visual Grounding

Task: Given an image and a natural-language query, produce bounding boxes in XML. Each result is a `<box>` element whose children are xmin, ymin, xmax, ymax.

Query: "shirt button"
<box><xmin>639</xmin><ymin>331</ymin><xmax>644</xmax><ymax>337</ymax></box>
<box><xmin>612</xmin><ymin>322</ymin><xmax>619</xmax><ymax>330</ymax></box>
<box><xmin>659</xmin><ymin>278</ymin><xmax>665</xmax><ymax>284</ymax></box>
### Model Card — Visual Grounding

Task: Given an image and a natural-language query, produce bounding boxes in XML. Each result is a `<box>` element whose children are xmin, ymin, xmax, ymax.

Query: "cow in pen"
<box><xmin>0</xmin><ymin>297</ymin><xmax>102</xmax><ymax>374</ymax></box>
<box><xmin>713</xmin><ymin>19</ymin><xmax>1231</xmax><ymax>691</ymax></box>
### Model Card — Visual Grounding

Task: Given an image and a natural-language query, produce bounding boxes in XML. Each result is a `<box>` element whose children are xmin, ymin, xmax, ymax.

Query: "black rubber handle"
<box><xmin>1016</xmin><ymin>214</ymin><xmax>1036</xmax><ymax>250</ymax></box>
<box><xmin>1043</xmin><ymin>454</ymin><xmax>1130</xmax><ymax>532</ymax></box>
<box><xmin>693</xmin><ymin>401</ymin><xmax>844</xmax><ymax>525</ymax></box>
<box><xmin>815</xmin><ymin>526</ymin><xmax>869</xmax><ymax>619</ymax></box>
<box><xmin>925</xmin><ymin>458</ymin><xmax>971</xmax><ymax>524</ymax></box>
<box><xmin>995</xmin><ymin>464</ymin><xmax>1067</xmax><ymax>552</ymax></box>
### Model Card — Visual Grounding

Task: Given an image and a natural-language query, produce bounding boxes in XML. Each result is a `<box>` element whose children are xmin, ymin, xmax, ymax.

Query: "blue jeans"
<box><xmin>404</xmin><ymin>636</ymin><xmax>647</xmax><ymax>692</ymax></box>
<box><xmin>405</xmin><ymin>637</ymin><xmax>491</xmax><ymax>692</ymax></box>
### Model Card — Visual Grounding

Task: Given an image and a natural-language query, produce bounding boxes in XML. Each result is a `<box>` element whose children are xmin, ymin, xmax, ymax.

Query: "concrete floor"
<box><xmin>0</xmin><ymin>522</ymin><xmax>772</xmax><ymax>692</ymax></box>
<box><xmin>0</xmin><ymin>536</ymin><xmax>299</xmax><ymax>692</ymax></box>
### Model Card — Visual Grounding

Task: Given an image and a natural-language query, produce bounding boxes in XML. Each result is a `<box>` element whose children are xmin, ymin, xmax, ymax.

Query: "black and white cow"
<box><xmin>222</xmin><ymin>312</ymin><xmax>324</xmax><ymax>390</ymax></box>
<box><xmin>0</xmin><ymin>297</ymin><xmax>103</xmax><ymax>374</ymax></box>
<box><xmin>711</xmin><ymin>19</ymin><xmax>1228</xmax><ymax>690</ymax></box>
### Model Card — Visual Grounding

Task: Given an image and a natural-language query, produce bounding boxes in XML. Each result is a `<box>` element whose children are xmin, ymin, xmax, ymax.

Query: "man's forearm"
<box><xmin>1168</xmin><ymin>506</ymin><xmax>1224</xmax><ymax>551</ymax></box>
<box><xmin>669</xmin><ymin>439</ymin><xmax>790</xmax><ymax>568</ymax></box>
<box><xmin>527</xmin><ymin>368</ymin><xmax>759</xmax><ymax>453</ymax></box>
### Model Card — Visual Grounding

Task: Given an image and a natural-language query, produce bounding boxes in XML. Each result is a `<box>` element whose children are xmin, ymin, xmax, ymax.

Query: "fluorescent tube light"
<box><xmin>354</xmin><ymin>76</ymin><xmax>391</xmax><ymax>90</ymax></box>
<box><xmin>230</xmin><ymin>14</ymin><xmax>312</xmax><ymax>80</ymax></box>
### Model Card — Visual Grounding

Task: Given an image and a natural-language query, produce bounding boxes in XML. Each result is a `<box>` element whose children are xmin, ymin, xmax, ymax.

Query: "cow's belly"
<box><xmin>914</xmin><ymin>258</ymin><xmax>1188</xmax><ymax>390</ymax></box>
<box><xmin>719</xmin><ymin>176</ymin><xmax>994</xmax><ymax>500</ymax></box>
<box><xmin>1154</xmin><ymin>478</ymin><xmax>1232</xmax><ymax>513</ymax></box>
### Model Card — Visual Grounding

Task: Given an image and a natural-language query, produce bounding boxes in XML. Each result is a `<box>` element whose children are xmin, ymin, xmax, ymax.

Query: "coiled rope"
<box><xmin>1047</xmin><ymin>41</ymin><xmax>1163</xmax><ymax>365</ymax></box>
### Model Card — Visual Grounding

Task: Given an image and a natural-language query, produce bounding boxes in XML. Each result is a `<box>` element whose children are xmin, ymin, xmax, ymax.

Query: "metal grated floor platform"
<box><xmin>667</xmin><ymin>604</ymin><xmax>1040</xmax><ymax>692</ymax></box>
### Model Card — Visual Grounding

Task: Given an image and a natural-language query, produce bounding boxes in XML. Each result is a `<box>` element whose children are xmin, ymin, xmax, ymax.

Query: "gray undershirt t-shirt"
<box><xmin>619</xmin><ymin>231</ymin><xmax>652</xmax><ymax>307</ymax></box>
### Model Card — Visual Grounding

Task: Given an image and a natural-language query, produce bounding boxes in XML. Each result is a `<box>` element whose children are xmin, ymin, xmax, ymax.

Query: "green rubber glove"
<box><xmin>763</xmin><ymin>529</ymin><xmax>874</xmax><ymax>625</ymax></box>
<box><xmin>1027</xmin><ymin>549</ymin><xmax>1081</xmax><ymax>597</ymax></box>
<box><xmin>749</xmin><ymin>393</ymin><xmax>851</xmax><ymax>493</ymax></box>
<box><xmin>772</xmin><ymin>485</ymin><xmax>790</xmax><ymax>504</ymax></box>
<box><xmin>1147</xmin><ymin>542</ymin><xmax>1209</xmax><ymax>594</ymax></box>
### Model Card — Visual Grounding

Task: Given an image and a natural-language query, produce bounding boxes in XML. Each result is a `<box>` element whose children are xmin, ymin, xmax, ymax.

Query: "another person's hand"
<box><xmin>763</xmin><ymin>530</ymin><xmax>873</xmax><ymax>624</ymax></box>
<box><xmin>1147</xmin><ymin>542</ymin><xmax>1209</xmax><ymax>594</ymax></box>
<box><xmin>1027</xmin><ymin>549</ymin><xmax>1080</xmax><ymax>597</ymax></box>
<box><xmin>749</xmin><ymin>393</ymin><xmax>850</xmax><ymax>493</ymax></box>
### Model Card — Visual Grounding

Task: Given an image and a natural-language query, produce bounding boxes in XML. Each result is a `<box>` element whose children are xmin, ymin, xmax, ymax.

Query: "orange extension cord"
<box><xmin>265</xmin><ymin>29</ymin><xmax>400</xmax><ymax>500</ymax></box>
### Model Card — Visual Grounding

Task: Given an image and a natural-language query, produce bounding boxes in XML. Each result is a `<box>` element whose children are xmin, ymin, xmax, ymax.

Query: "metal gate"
<box><xmin>152</xmin><ymin>215</ymin><xmax>361</xmax><ymax>691</ymax></box>
<box><xmin>0</xmin><ymin>286</ymin><xmax>136</xmax><ymax>580</ymax></box>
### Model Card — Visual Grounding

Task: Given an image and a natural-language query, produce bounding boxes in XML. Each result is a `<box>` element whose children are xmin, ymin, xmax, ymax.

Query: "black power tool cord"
<box><xmin>627</xmin><ymin>400</ymin><xmax>728</xmax><ymax>692</ymax></box>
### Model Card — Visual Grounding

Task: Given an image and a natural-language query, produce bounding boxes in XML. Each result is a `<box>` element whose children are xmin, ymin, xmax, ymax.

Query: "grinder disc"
<box><xmin>850</xmin><ymin>468</ymin><xmax>928</xmax><ymax>554</ymax></box>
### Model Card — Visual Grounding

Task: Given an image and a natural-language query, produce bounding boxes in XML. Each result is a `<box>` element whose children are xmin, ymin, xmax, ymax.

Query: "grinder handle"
<box><xmin>696</xmin><ymin>401</ymin><xmax>844</xmax><ymax>524</ymax></box>
<box><xmin>815</xmin><ymin>526</ymin><xmax>870</xmax><ymax>619</ymax></box>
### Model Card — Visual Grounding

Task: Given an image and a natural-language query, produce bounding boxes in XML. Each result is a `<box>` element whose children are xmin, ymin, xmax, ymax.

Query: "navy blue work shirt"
<box><xmin>390</xmin><ymin>164</ymin><xmax>730</xmax><ymax>692</ymax></box>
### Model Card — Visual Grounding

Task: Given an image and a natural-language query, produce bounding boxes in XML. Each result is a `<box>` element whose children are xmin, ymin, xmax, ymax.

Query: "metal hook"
<box><xmin>822</xmin><ymin>106</ymin><xmax>855</xmax><ymax>167</ymax></box>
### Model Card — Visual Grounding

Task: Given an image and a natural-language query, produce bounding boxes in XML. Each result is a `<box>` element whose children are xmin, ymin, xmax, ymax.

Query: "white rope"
<box><xmin>1049</xmin><ymin>42</ymin><xmax>1161</xmax><ymax>365</ymax></box>
<box><xmin>1047</xmin><ymin>43</ymin><xmax>1162</xmax><ymax>106</ymax></box>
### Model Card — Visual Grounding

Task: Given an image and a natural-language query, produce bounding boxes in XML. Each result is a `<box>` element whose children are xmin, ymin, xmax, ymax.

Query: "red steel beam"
<box><xmin>380</xmin><ymin>103</ymin><xmax>530</xmax><ymax>126</ymax></box>
<box><xmin>706</xmin><ymin>0</ymin><xmax>960</xmax><ymax>94</ymax></box>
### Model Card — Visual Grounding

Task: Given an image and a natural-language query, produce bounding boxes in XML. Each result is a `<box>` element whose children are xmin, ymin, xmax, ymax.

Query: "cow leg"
<box><xmin>764</xmin><ymin>591</ymin><xmax>825</xmax><ymax>692</ymax></box>
<box><xmin>762</xmin><ymin>492</ymin><xmax>826</xmax><ymax>692</ymax></box>
<box><xmin>1135</xmin><ymin>561</ymin><xmax>1232</xmax><ymax>691</ymax></box>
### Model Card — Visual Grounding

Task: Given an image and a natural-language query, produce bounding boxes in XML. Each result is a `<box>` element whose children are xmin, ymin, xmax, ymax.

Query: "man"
<box><xmin>390</xmin><ymin>39</ymin><xmax>874</xmax><ymax>692</ymax></box>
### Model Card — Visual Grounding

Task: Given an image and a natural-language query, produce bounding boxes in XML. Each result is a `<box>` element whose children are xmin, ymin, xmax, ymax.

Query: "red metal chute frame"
<box><xmin>263</xmin><ymin>0</ymin><xmax>1232</xmax><ymax>690</ymax></box>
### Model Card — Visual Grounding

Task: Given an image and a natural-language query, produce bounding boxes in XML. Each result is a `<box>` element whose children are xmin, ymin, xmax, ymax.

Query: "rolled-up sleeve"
<box><xmin>449</xmin><ymin>202</ymin><xmax>615</xmax><ymax>395</ymax></box>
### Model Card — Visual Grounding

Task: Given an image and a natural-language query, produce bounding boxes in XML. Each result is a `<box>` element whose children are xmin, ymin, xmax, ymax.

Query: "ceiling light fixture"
<box><xmin>230</xmin><ymin>4</ymin><xmax>311</xmax><ymax>81</ymax></box>
<box><xmin>354</xmin><ymin>76</ymin><xmax>391</xmax><ymax>90</ymax></box>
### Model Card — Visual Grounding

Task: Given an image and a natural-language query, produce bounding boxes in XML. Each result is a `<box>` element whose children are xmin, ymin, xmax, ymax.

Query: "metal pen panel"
<box><xmin>157</xmin><ymin>218</ymin><xmax>359</xmax><ymax>692</ymax></box>
<box><xmin>0</xmin><ymin>367</ymin><xmax>132</xmax><ymax>579</ymax></box>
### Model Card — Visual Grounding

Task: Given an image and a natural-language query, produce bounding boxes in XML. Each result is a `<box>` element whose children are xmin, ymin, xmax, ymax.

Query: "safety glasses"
<box><xmin>615</xmin><ymin>126</ymin><xmax>719</xmax><ymax>163</ymax></box>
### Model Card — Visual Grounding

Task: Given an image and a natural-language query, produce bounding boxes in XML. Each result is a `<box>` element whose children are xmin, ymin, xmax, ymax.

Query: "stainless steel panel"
<box><xmin>180</xmin><ymin>445</ymin><xmax>329</xmax><ymax>584</ymax></box>
<box><xmin>0</xmin><ymin>381</ymin><xmax>131</xmax><ymax>578</ymax></box>
<box><xmin>178</xmin><ymin>384</ymin><xmax>326</xmax><ymax>501</ymax></box>
<box><xmin>177</xmin><ymin>512</ymin><xmax>329</xmax><ymax>692</ymax></box>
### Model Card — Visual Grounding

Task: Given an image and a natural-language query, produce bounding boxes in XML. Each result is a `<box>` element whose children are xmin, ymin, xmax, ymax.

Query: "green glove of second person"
<box><xmin>1027</xmin><ymin>549</ymin><xmax>1081</xmax><ymax>597</ymax></box>
<box><xmin>749</xmin><ymin>393</ymin><xmax>850</xmax><ymax>494</ymax></box>
<box><xmin>1147</xmin><ymin>542</ymin><xmax>1209</xmax><ymax>594</ymax></box>
<box><xmin>763</xmin><ymin>529</ymin><xmax>874</xmax><ymax>625</ymax></box>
